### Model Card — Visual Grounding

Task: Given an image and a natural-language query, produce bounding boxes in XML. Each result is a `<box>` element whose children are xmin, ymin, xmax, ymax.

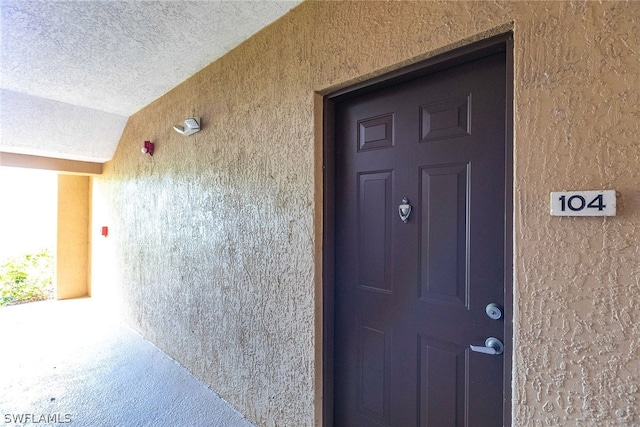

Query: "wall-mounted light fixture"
<box><xmin>173</xmin><ymin>118</ymin><xmax>200</xmax><ymax>136</ymax></box>
<box><xmin>141</xmin><ymin>140</ymin><xmax>154</xmax><ymax>156</ymax></box>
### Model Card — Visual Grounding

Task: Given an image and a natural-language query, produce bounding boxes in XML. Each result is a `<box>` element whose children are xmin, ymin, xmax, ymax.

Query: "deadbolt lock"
<box><xmin>485</xmin><ymin>303</ymin><xmax>503</xmax><ymax>320</ymax></box>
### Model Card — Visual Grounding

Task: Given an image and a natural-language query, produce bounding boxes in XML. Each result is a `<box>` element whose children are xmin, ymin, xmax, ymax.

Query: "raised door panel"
<box><xmin>419</xmin><ymin>163</ymin><xmax>470</xmax><ymax>307</ymax></box>
<box><xmin>358</xmin><ymin>171</ymin><xmax>393</xmax><ymax>293</ymax></box>
<box><xmin>418</xmin><ymin>337</ymin><xmax>468</xmax><ymax>427</ymax></box>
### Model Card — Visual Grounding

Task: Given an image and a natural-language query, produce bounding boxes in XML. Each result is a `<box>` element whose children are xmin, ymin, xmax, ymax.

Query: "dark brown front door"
<box><xmin>332</xmin><ymin>50</ymin><xmax>509</xmax><ymax>426</ymax></box>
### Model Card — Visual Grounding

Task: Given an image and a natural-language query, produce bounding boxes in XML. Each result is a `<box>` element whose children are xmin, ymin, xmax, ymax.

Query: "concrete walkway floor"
<box><xmin>0</xmin><ymin>298</ymin><xmax>254</xmax><ymax>427</ymax></box>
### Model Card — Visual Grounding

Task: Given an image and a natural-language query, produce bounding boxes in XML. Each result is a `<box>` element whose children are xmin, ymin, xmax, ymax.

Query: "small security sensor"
<box><xmin>173</xmin><ymin>118</ymin><xmax>200</xmax><ymax>136</ymax></box>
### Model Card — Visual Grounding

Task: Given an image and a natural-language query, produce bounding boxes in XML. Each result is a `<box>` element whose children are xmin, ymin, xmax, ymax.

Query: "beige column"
<box><xmin>57</xmin><ymin>174</ymin><xmax>91</xmax><ymax>299</ymax></box>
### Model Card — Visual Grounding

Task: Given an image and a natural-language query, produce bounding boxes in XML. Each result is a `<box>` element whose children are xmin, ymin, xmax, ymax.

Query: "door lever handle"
<box><xmin>470</xmin><ymin>337</ymin><xmax>504</xmax><ymax>355</ymax></box>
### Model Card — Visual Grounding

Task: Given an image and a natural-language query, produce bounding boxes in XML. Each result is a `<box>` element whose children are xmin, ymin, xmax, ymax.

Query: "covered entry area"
<box><xmin>2</xmin><ymin>1</ymin><xmax>639</xmax><ymax>425</ymax></box>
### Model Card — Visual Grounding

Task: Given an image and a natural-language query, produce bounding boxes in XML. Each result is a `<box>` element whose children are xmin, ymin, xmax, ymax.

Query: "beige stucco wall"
<box><xmin>57</xmin><ymin>174</ymin><xmax>90</xmax><ymax>299</ymax></box>
<box><xmin>92</xmin><ymin>1</ymin><xmax>640</xmax><ymax>426</ymax></box>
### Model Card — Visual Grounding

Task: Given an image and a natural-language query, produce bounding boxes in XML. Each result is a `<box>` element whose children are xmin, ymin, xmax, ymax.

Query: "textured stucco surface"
<box><xmin>0</xmin><ymin>90</ymin><xmax>128</xmax><ymax>162</ymax></box>
<box><xmin>92</xmin><ymin>1</ymin><xmax>640</xmax><ymax>426</ymax></box>
<box><xmin>1</xmin><ymin>1</ymin><xmax>302</xmax><ymax>162</ymax></box>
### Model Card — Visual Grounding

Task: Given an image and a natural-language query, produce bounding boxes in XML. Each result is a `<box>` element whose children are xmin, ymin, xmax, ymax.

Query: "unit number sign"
<box><xmin>550</xmin><ymin>190</ymin><xmax>616</xmax><ymax>216</ymax></box>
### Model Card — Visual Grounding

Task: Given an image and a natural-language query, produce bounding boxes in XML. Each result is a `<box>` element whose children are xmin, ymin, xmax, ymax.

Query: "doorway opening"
<box><xmin>323</xmin><ymin>33</ymin><xmax>514</xmax><ymax>426</ymax></box>
<box><xmin>0</xmin><ymin>167</ymin><xmax>58</xmax><ymax>306</ymax></box>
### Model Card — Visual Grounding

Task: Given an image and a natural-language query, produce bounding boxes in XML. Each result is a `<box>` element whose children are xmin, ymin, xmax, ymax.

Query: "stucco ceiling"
<box><xmin>0</xmin><ymin>0</ymin><xmax>302</xmax><ymax>163</ymax></box>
